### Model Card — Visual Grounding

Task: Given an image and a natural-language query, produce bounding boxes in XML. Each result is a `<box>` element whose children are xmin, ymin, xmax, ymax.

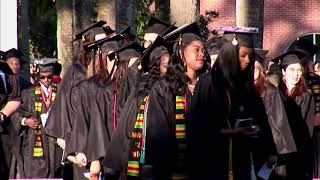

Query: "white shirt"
<box><xmin>0</xmin><ymin>70</ymin><xmax>7</xmax><ymax>93</ymax></box>
<box><xmin>40</xmin><ymin>82</ymin><xmax>51</xmax><ymax>97</ymax></box>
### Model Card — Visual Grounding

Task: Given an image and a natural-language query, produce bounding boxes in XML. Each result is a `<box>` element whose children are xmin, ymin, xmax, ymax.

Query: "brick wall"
<box><xmin>264</xmin><ymin>0</ymin><xmax>320</xmax><ymax>57</ymax></box>
<box><xmin>200</xmin><ymin>0</ymin><xmax>236</xmax><ymax>31</ymax></box>
<box><xmin>201</xmin><ymin>0</ymin><xmax>320</xmax><ymax>58</ymax></box>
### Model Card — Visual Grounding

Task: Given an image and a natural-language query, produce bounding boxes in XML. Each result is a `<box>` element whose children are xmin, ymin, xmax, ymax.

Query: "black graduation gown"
<box><xmin>16</xmin><ymin>86</ymin><xmax>62</xmax><ymax>178</ymax></box>
<box><xmin>279</xmin><ymin>89</ymin><xmax>314</xmax><ymax>180</ymax></box>
<box><xmin>66</xmin><ymin>76</ymin><xmax>114</xmax><ymax>162</ymax></box>
<box><xmin>104</xmin><ymin>75</ymin><xmax>171</xmax><ymax>178</ymax></box>
<box><xmin>104</xmin><ymin>89</ymin><xmax>144</xmax><ymax>177</ymax></box>
<box><xmin>189</xmin><ymin>68</ymin><xmax>275</xmax><ymax>180</ymax></box>
<box><xmin>8</xmin><ymin>75</ymin><xmax>32</xmax><ymax>178</ymax></box>
<box><xmin>116</xmin><ymin>60</ymin><xmax>139</xmax><ymax>115</ymax></box>
<box><xmin>306</xmin><ymin>73</ymin><xmax>320</xmax><ymax>178</ymax></box>
<box><xmin>143</xmin><ymin>79</ymin><xmax>193</xmax><ymax>179</ymax></box>
<box><xmin>0</xmin><ymin>74</ymin><xmax>20</xmax><ymax>180</ymax></box>
<box><xmin>65</xmin><ymin>76</ymin><xmax>117</xmax><ymax>179</ymax></box>
<box><xmin>43</xmin><ymin>63</ymin><xmax>86</xmax><ymax>140</ymax></box>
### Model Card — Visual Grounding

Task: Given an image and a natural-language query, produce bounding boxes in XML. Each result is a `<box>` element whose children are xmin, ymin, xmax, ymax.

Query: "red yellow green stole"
<box><xmin>172</xmin><ymin>95</ymin><xmax>188</xmax><ymax>179</ymax></box>
<box><xmin>33</xmin><ymin>83</ymin><xmax>57</xmax><ymax>157</ymax></box>
<box><xmin>127</xmin><ymin>96</ymin><xmax>149</xmax><ymax>176</ymax></box>
<box><xmin>127</xmin><ymin>95</ymin><xmax>188</xmax><ymax>178</ymax></box>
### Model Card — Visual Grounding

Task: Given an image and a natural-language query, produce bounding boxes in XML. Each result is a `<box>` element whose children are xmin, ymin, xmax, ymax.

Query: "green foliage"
<box><xmin>197</xmin><ymin>10</ymin><xmax>219</xmax><ymax>40</ymax></box>
<box><xmin>29</xmin><ymin>0</ymin><xmax>57</xmax><ymax>58</ymax></box>
<box><xmin>135</xmin><ymin>0</ymin><xmax>153</xmax><ymax>40</ymax></box>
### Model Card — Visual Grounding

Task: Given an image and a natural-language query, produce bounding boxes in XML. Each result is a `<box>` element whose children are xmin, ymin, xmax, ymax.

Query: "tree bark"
<box><xmin>170</xmin><ymin>0</ymin><xmax>199</xmax><ymax>26</ymax></box>
<box><xmin>117</xmin><ymin>0</ymin><xmax>137</xmax><ymax>32</ymax></box>
<box><xmin>236</xmin><ymin>0</ymin><xmax>264</xmax><ymax>48</ymax></box>
<box><xmin>17</xmin><ymin>0</ymin><xmax>30</xmax><ymax>78</ymax></box>
<box><xmin>56</xmin><ymin>0</ymin><xmax>74</xmax><ymax>77</ymax></box>
<box><xmin>154</xmin><ymin>0</ymin><xmax>170</xmax><ymax>20</ymax></box>
<box><xmin>97</xmin><ymin>0</ymin><xmax>116</xmax><ymax>30</ymax></box>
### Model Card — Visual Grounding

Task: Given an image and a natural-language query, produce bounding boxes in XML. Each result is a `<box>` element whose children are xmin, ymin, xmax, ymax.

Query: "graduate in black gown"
<box><xmin>104</xmin><ymin>36</ymin><xmax>171</xmax><ymax>179</ymax></box>
<box><xmin>0</xmin><ymin>60</ymin><xmax>20</xmax><ymax>180</ymax></box>
<box><xmin>116</xmin><ymin>17</ymin><xmax>176</xmax><ymax>116</ymax></box>
<box><xmin>189</xmin><ymin>27</ymin><xmax>275</xmax><ymax>180</ymax></box>
<box><xmin>119</xmin><ymin>22</ymin><xmax>210</xmax><ymax>179</ymax></box>
<box><xmin>268</xmin><ymin>52</ymin><xmax>314</xmax><ymax>180</ymax></box>
<box><xmin>65</xmin><ymin>36</ymin><xmax>143</xmax><ymax>179</ymax></box>
<box><xmin>12</xmin><ymin>59</ymin><xmax>62</xmax><ymax>178</ymax></box>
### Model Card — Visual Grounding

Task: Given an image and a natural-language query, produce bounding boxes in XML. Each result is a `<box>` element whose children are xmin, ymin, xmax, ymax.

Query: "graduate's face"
<box><xmin>183</xmin><ymin>40</ymin><xmax>205</xmax><ymax>71</ymax></box>
<box><xmin>283</xmin><ymin>63</ymin><xmax>303</xmax><ymax>86</ymax></box>
<box><xmin>143</xmin><ymin>33</ymin><xmax>158</xmax><ymax>48</ymax></box>
<box><xmin>160</xmin><ymin>52</ymin><xmax>170</xmax><ymax>76</ymax></box>
<box><xmin>238</xmin><ymin>47</ymin><xmax>253</xmax><ymax>71</ymax></box>
<box><xmin>6</xmin><ymin>57</ymin><xmax>21</xmax><ymax>74</ymax></box>
<box><xmin>39</xmin><ymin>71</ymin><xmax>53</xmax><ymax>87</ymax></box>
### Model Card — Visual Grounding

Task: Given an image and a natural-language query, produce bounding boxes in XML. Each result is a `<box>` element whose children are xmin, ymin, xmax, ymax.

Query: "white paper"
<box><xmin>83</xmin><ymin>172</ymin><xmax>102</xmax><ymax>180</ymax></box>
<box><xmin>257</xmin><ymin>162</ymin><xmax>273</xmax><ymax>180</ymax></box>
<box><xmin>40</xmin><ymin>112</ymin><xmax>49</xmax><ymax>127</ymax></box>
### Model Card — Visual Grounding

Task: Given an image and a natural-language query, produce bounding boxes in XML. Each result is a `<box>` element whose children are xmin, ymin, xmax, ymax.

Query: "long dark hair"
<box><xmin>166</xmin><ymin>34</ymin><xmax>210</xmax><ymax>95</ymax></box>
<box><xmin>215</xmin><ymin>42</ymin><xmax>255</xmax><ymax>94</ymax></box>
<box><xmin>279</xmin><ymin>65</ymin><xmax>309</xmax><ymax>98</ymax></box>
<box><xmin>135</xmin><ymin>46</ymin><xmax>166</xmax><ymax>97</ymax></box>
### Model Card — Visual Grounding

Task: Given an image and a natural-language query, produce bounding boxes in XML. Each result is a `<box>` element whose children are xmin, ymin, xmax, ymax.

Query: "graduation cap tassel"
<box><xmin>92</xmin><ymin>49</ymin><xmax>96</xmax><ymax>75</ymax></box>
<box><xmin>98</xmin><ymin>46</ymin><xmax>105</xmax><ymax>80</ymax></box>
<box><xmin>232</xmin><ymin>34</ymin><xmax>239</xmax><ymax>46</ymax></box>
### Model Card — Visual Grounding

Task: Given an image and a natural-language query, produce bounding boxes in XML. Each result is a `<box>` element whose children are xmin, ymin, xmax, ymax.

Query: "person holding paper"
<box><xmin>14</xmin><ymin>59</ymin><xmax>61</xmax><ymax>178</ymax></box>
<box><xmin>189</xmin><ymin>27</ymin><xmax>276</xmax><ymax>180</ymax></box>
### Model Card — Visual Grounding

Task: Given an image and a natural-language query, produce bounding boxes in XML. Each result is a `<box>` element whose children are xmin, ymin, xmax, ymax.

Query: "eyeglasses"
<box><xmin>39</xmin><ymin>75</ymin><xmax>53</xmax><ymax>80</ymax></box>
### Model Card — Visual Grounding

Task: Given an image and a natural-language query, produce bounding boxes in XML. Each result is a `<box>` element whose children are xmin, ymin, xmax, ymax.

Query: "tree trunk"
<box><xmin>154</xmin><ymin>0</ymin><xmax>170</xmax><ymax>20</ymax></box>
<box><xmin>17</xmin><ymin>0</ymin><xmax>30</xmax><ymax>78</ymax></box>
<box><xmin>97</xmin><ymin>0</ymin><xmax>116</xmax><ymax>30</ymax></box>
<box><xmin>170</xmin><ymin>0</ymin><xmax>199</xmax><ymax>26</ymax></box>
<box><xmin>236</xmin><ymin>0</ymin><xmax>264</xmax><ymax>48</ymax></box>
<box><xmin>56</xmin><ymin>0</ymin><xmax>74</xmax><ymax>77</ymax></box>
<box><xmin>73</xmin><ymin>0</ymin><xmax>94</xmax><ymax>59</ymax></box>
<box><xmin>117</xmin><ymin>0</ymin><xmax>137</xmax><ymax>32</ymax></box>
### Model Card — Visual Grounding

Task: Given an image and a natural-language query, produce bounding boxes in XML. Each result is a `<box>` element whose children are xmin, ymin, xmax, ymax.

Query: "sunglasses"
<box><xmin>39</xmin><ymin>75</ymin><xmax>53</xmax><ymax>80</ymax></box>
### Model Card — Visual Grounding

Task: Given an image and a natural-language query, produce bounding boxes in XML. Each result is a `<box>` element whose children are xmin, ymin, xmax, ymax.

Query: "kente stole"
<box><xmin>33</xmin><ymin>83</ymin><xmax>57</xmax><ymax>157</ymax></box>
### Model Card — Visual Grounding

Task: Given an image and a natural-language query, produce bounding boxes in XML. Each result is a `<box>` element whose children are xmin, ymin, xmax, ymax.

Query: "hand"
<box><xmin>235</xmin><ymin>126</ymin><xmax>259</xmax><ymax>138</ymax></box>
<box><xmin>57</xmin><ymin>138</ymin><xmax>66</xmax><ymax>150</ymax></box>
<box><xmin>267</xmin><ymin>155</ymin><xmax>277</xmax><ymax>168</ymax></box>
<box><xmin>25</xmin><ymin>118</ymin><xmax>40</xmax><ymax>129</ymax></box>
<box><xmin>221</xmin><ymin>126</ymin><xmax>258</xmax><ymax>138</ymax></box>
<box><xmin>314</xmin><ymin>113</ymin><xmax>320</xmax><ymax>126</ymax></box>
<box><xmin>75</xmin><ymin>153</ymin><xmax>87</xmax><ymax>167</ymax></box>
<box><xmin>67</xmin><ymin>155</ymin><xmax>76</xmax><ymax>163</ymax></box>
<box><xmin>90</xmin><ymin>160</ymin><xmax>101</xmax><ymax>180</ymax></box>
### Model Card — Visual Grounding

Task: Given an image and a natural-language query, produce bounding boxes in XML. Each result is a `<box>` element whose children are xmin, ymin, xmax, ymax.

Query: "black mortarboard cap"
<box><xmin>271</xmin><ymin>50</ymin><xmax>305</xmax><ymax>68</ymax></box>
<box><xmin>145</xmin><ymin>16</ymin><xmax>173</xmax><ymax>35</ymax></box>
<box><xmin>107</xmin><ymin>41</ymin><xmax>144</xmax><ymax>62</ymax></box>
<box><xmin>163</xmin><ymin>22</ymin><xmax>202</xmax><ymax>45</ymax></box>
<box><xmin>34</xmin><ymin>58</ymin><xmax>58</xmax><ymax>72</ymax></box>
<box><xmin>103</xmin><ymin>26</ymin><xmax>116</xmax><ymax>36</ymax></box>
<box><xmin>206</xmin><ymin>35</ymin><xmax>223</xmax><ymax>54</ymax></box>
<box><xmin>267</xmin><ymin>63</ymin><xmax>281</xmax><ymax>76</ymax></box>
<box><xmin>140</xmin><ymin>36</ymin><xmax>169</xmax><ymax>72</ymax></box>
<box><xmin>73</xmin><ymin>20</ymin><xmax>107</xmax><ymax>42</ymax></box>
<box><xmin>83</xmin><ymin>33</ymin><xmax>123</xmax><ymax>52</ymax></box>
<box><xmin>290</xmin><ymin>38</ymin><xmax>320</xmax><ymax>57</ymax></box>
<box><xmin>3</xmin><ymin>48</ymin><xmax>23</xmax><ymax>61</ymax></box>
<box><xmin>219</xmin><ymin>26</ymin><xmax>259</xmax><ymax>48</ymax></box>
<box><xmin>254</xmin><ymin>48</ymin><xmax>269</xmax><ymax>64</ymax></box>
<box><xmin>0</xmin><ymin>60</ymin><xmax>14</xmax><ymax>74</ymax></box>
